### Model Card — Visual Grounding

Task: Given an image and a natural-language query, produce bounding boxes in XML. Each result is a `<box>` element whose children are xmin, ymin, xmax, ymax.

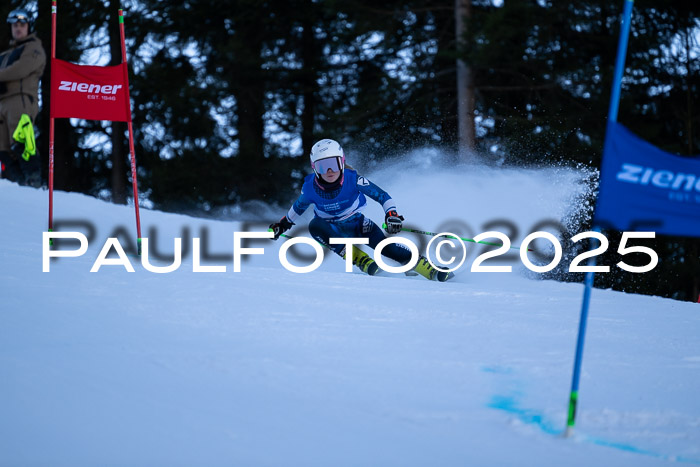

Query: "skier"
<box><xmin>0</xmin><ymin>8</ymin><xmax>45</xmax><ymax>187</ymax></box>
<box><xmin>269</xmin><ymin>138</ymin><xmax>450</xmax><ymax>281</ymax></box>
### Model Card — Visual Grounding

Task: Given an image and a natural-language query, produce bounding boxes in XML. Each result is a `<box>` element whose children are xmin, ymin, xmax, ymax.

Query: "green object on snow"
<box><xmin>12</xmin><ymin>114</ymin><xmax>36</xmax><ymax>162</ymax></box>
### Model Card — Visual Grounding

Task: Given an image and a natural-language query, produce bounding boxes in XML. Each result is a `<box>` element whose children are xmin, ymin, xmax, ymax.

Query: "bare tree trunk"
<box><xmin>110</xmin><ymin>122</ymin><xmax>127</xmax><ymax>204</ymax></box>
<box><xmin>684</xmin><ymin>28</ymin><xmax>693</xmax><ymax>156</ymax></box>
<box><xmin>300</xmin><ymin>5</ymin><xmax>319</xmax><ymax>158</ymax></box>
<box><xmin>231</xmin><ymin>21</ymin><xmax>266</xmax><ymax>199</ymax></box>
<box><xmin>682</xmin><ymin>27</ymin><xmax>699</xmax><ymax>303</ymax></box>
<box><xmin>455</xmin><ymin>0</ymin><xmax>475</xmax><ymax>160</ymax></box>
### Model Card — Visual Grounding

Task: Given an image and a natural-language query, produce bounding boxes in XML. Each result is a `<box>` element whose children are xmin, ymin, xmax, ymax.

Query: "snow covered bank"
<box><xmin>1</xmin><ymin>163</ymin><xmax>698</xmax><ymax>466</ymax></box>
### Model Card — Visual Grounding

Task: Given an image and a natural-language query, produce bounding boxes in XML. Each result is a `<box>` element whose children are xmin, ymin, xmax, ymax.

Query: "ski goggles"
<box><xmin>8</xmin><ymin>14</ymin><xmax>29</xmax><ymax>24</ymax></box>
<box><xmin>314</xmin><ymin>156</ymin><xmax>343</xmax><ymax>174</ymax></box>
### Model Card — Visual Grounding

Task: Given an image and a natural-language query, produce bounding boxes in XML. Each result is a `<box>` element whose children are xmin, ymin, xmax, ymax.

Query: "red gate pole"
<box><xmin>118</xmin><ymin>9</ymin><xmax>142</xmax><ymax>254</ymax></box>
<box><xmin>48</xmin><ymin>0</ymin><xmax>57</xmax><ymax>234</ymax></box>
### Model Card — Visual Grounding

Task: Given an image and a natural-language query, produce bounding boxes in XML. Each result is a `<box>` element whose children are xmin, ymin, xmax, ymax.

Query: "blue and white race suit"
<box><xmin>285</xmin><ymin>169</ymin><xmax>412</xmax><ymax>263</ymax></box>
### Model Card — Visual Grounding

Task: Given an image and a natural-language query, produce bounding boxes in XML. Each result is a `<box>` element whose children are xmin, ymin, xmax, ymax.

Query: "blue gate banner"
<box><xmin>594</xmin><ymin>121</ymin><xmax>700</xmax><ymax>236</ymax></box>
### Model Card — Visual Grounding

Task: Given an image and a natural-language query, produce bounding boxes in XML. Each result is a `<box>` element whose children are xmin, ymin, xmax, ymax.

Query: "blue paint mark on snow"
<box><xmin>584</xmin><ymin>435</ymin><xmax>700</xmax><ymax>465</ymax></box>
<box><xmin>487</xmin><ymin>394</ymin><xmax>700</xmax><ymax>465</ymax></box>
<box><xmin>480</xmin><ymin>365</ymin><xmax>513</xmax><ymax>375</ymax></box>
<box><xmin>487</xmin><ymin>394</ymin><xmax>560</xmax><ymax>436</ymax></box>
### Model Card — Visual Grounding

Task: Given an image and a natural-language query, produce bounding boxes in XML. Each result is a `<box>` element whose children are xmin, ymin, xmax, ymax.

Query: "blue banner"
<box><xmin>594</xmin><ymin>121</ymin><xmax>700</xmax><ymax>236</ymax></box>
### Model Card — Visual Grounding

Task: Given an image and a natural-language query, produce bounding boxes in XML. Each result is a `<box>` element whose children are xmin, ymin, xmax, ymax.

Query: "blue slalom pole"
<box><xmin>565</xmin><ymin>232</ymin><xmax>600</xmax><ymax>436</ymax></box>
<box><xmin>565</xmin><ymin>0</ymin><xmax>634</xmax><ymax>437</ymax></box>
<box><xmin>607</xmin><ymin>0</ymin><xmax>635</xmax><ymax>123</ymax></box>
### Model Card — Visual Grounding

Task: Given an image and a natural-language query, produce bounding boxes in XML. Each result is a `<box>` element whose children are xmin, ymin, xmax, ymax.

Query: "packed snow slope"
<box><xmin>1</xmin><ymin>157</ymin><xmax>699</xmax><ymax>467</ymax></box>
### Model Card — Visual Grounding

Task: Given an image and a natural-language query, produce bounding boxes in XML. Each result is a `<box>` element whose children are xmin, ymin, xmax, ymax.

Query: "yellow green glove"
<box><xmin>12</xmin><ymin>114</ymin><xmax>36</xmax><ymax>162</ymax></box>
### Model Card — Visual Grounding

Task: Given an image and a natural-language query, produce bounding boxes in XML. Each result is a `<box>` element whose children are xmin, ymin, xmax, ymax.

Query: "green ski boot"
<box><xmin>413</xmin><ymin>256</ymin><xmax>453</xmax><ymax>282</ymax></box>
<box><xmin>344</xmin><ymin>248</ymin><xmax>379</xmax><ymax>276</ymax></box>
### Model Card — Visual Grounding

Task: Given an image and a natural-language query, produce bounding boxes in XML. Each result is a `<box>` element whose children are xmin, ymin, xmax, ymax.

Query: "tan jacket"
<box><xmin>0</xmin><ymin>33</ymin><xmax>46</xmax><ymax>103</ymax></box>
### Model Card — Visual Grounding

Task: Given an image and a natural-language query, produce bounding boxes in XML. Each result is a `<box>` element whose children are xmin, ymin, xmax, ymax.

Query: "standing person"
<box><xmin>0</xmin><ymin>8</ymin><xmax>45</xmax><ymax>187</ymax></box>
<box><xmin>269</xmin><ymin>138</ymin><xmax>450</xmax><ymax>281</ymax></box>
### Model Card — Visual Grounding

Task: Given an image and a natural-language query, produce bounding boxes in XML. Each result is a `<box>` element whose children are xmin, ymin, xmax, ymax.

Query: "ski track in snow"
<box><xmin>1</xmin><ymin>158</ymin><xmax>699</xmax><ymax>466</ymax></box>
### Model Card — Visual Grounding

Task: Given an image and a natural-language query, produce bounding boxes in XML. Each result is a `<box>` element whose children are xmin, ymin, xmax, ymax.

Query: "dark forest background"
<box><xmin>1</xmin><ymin>1</ymin><xmax>698</xmax><ymax>301</ymax></box>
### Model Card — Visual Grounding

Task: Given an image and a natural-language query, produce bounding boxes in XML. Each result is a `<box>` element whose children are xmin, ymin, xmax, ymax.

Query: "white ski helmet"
<box><xmin>310</xmin><ymin>138</ymin><xmax>345</xmax><ymax>177</ymax></box>
<box><xmin>7</xmin><ymin>8</ymin><xmax>33</xmax><ymax>31</ymax></box>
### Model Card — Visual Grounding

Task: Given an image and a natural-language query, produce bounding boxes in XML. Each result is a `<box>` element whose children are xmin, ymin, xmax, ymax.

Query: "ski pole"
<box><xmin>267</xmin><ymin>229</ymin><xmax>329</xmax><ymax>248</ymax></box>
<box><xmin>385</xmin><ymin>224</ymin><xmax>532</xmax><ymax>251</ymax></box>
<box><xmin>266</xmin><ymin>229</ymin><xmax>296</xmax><ymax>241</ymax></box>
